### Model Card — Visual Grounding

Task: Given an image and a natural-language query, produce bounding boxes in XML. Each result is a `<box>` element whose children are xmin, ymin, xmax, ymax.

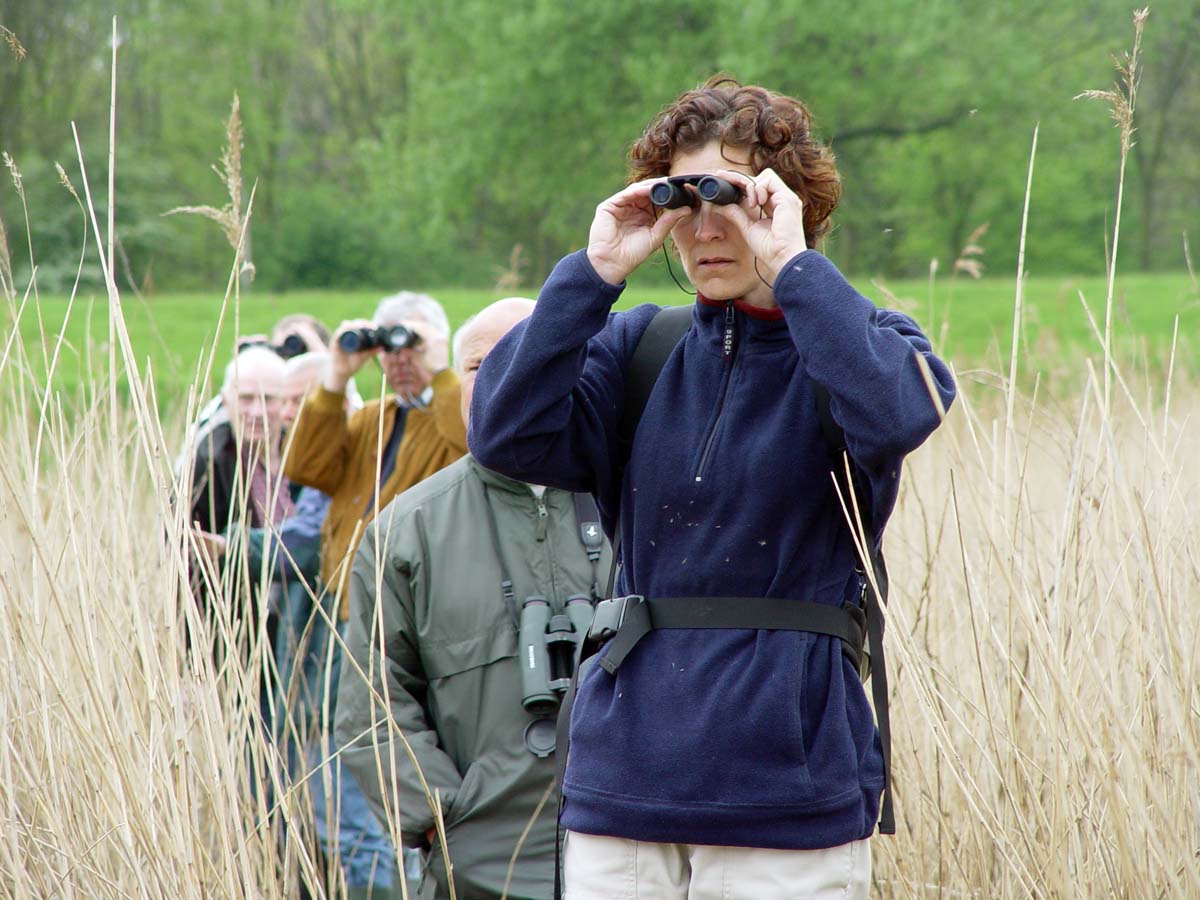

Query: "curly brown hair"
<box><xmin>629</xmin><ymin>75</ymin><xmax>841</xmax><ymax>248</ymax></box>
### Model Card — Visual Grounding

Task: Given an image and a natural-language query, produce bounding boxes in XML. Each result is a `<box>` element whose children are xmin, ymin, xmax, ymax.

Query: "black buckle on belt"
<box><xmin>587</xmin><ymin>595</ymin><xmax>644</xmax><ymax>643</ymax></box>
<box><xmin>587</xmin><ymin>595</ymin><xmax>651</xmax><ymax>675</ymax></box>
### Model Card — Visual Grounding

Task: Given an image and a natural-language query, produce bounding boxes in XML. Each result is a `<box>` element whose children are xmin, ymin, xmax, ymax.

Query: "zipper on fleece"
<box><xmin>695</xmin><ymin>301</ymin><xmax>738</xmax><ymax>483</ymax></box>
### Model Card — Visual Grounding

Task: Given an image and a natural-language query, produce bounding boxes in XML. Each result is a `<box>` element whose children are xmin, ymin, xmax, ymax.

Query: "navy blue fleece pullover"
<box><xmin>468</xmin><ymin>249</ymin><xmax>956</xmax><ymax>849</ymax></box>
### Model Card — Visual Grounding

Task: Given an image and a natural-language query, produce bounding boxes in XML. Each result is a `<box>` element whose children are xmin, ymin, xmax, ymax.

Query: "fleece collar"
<box><xmin>696</xmin><ymin>292</ymin><xmax>785</xmax><ymax>321</ymax></box>
<box><xmin>689</xmin><ymin>293</ymin><xmax>791</xmax><ymax>359</ymax></box>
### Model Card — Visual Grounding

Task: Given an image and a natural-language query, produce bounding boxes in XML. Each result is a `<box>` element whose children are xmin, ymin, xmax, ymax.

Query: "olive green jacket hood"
<box><xmin>335</xmin><ymin>455</ymin><xmax>611</xmax><ymax>899</ymax></box>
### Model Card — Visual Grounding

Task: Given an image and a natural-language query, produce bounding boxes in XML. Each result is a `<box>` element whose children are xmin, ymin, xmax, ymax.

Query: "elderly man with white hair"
<box><xmin>284</xmin><ymin>291</ymin><xmax>468</xmax><ymax>898</ymax></box>
<box><xmin>188</xmin><ymin>344</ymin><xmax>292</xmax><ymax>536</ymax></box>
<box><xmin>334</xmin><ymin>299</ymin><xmax>612</xmax><ymax>900</ymax></box>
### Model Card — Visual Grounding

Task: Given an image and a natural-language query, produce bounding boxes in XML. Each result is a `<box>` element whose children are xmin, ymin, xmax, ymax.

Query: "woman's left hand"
<box><xmin>713</xmin><ymin>168</ymin><xmax>809</xmax><ymax>284</ymax></box>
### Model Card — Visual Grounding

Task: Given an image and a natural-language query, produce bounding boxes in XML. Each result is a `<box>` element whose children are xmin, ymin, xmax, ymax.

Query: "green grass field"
<box><xmin>6</xmin><ymin>270</ymin><xmax>1197</xmax><ymax>407</ymax></box>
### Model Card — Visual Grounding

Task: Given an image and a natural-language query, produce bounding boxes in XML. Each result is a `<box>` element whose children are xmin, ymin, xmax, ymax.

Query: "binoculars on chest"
<box><xmin>519</xmin><ymin>594</ymin><xmax>594</xmax><ymax>716</ymax></box>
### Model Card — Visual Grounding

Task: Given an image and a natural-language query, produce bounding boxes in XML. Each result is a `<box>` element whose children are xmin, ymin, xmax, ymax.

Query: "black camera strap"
<box><xmin>361</xmin><ymin>405</ymin><xmax>408</xmax><ymax>519</ymax></box>
<box><xmin>572</xmin><ymin>492</ymin><xmax>603</xmax><ymax>602</ymax></box>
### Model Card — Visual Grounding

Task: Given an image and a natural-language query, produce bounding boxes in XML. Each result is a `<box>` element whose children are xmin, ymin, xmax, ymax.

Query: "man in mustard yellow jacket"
<box><xmin>285</xmin><ymin>291</ymin><xmax>468</xmax><ymax>611</ymax></box>
<box><xmin>283</xmin><ymin>291</ymin><xmax>466</xmax><ymax>898</ymax></box>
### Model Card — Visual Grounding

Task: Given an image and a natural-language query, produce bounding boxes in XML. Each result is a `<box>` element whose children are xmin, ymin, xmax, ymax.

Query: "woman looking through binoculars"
<box><xmin>469</xmin><ymin>76</ymin><xmax>957</xmax><ymax>899</ymax></box>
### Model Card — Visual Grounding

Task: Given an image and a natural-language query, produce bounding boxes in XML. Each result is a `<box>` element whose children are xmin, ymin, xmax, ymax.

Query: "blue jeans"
<box><xmin>309</xmin><ymin>735</ymin><xmax>398</xmax><ymax>888</ymax></box>
<box><xmin>305</xmin><ymin>622</ymin><xmax>398</xmax><ymax>890</ymax></box>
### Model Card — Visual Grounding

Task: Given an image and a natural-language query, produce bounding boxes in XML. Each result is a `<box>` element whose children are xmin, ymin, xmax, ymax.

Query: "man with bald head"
<box><xmin>185</xmin><ymin>344</ymin><xmax>296</xmax><ymax>729</ymax></box>
<box><xmin>188</xmin><ymin>345</ymin><xmax>292</xmax><ymax>535</ymax></box>
<box><xmin>335</xmin><ymin>299</ymin><xmax>612</xmax><ymax>900</ymax></box>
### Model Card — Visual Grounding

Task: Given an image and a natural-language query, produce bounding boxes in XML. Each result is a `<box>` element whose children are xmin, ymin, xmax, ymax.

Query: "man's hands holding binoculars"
<box><xmin>325</xmin><ymin>318</ymin><xmax>447</xmax><ymax>395</ymax></box>
<box><xmin>585</xmin><ymin>168</ymin><xmax>809</xmax><ymax>288</ymax></box>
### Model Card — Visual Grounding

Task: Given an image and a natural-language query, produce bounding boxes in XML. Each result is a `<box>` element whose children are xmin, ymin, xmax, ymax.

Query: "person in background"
<box><xmin>271</xmin><ymin>313</ymin><xmax>331</xmax><ymax>356</ymax></box>
<box><xmin>191</xmin><ymin>350</ymin><xmax>328</xmax><ymax>570</ymax></box>
<box><xmin>185</xmin><ymin>344</ymin><xmax>294</xmax><ymax>717</ymax></box>
<box><xmin>468</xmin><ymin>77</ymin><xmax>956</xmax><ymax>899</ymax></box>
<box><xmin>336</xmin><ymin>298</ymin><xmax>611</xmax><ymax>900</ymax></box>
<box><xmin>188</xmin><ymin>344</ymin><xmax>292</xmax><ymax>539</ymax></box>
<box><xmin>285</xmin><ymin>292</ymin><xmax>468</xmax><ymax>898</ymax></box>
<box><xmin>180</xmin><ymin>312</ymin><xmax>341</xmax><ymax>475</ymax></box>
<box><xmin>285</xmin><ymin>292</ymin><xmax>467</xmax><ymax>603</ymax></box>
<box><xmin>197</xmin><ymin>350</ymin><xmax>336</xmax><ymax>696</ymax></box>
<box><xmin>195</xmin><ymin>351</ymin><xmax>347</xmax><ymax>817</ymax></box>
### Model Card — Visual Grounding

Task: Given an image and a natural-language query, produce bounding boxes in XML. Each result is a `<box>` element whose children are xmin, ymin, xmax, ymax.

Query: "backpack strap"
<box><xmin>618</xmin><ymin>304</ymin><xmax>693</xmax><ymax>453</ymax></box>
<box><xmin>572</xmin><ymin>492</ymin><xmax>605</xmax><ymax>602</ymax></box>
<box><xmin>605</xmin><ymin>305</ymin><xmax>693</xmax><ymax>596</ymax></box>
<box><xmin>557</xmin><ymin>305</ymin><xmax>692</xmax><ymax>900</ymax></box>
<box><xmin>816</xmin><ymin>383</ymin><xmax>895</xmax><ymax>834</ymax></box>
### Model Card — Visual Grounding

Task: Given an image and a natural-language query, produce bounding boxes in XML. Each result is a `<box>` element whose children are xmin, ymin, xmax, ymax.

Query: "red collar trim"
<box><xmin>696</xmin><ymin>293</ymin><xmax>785</xmax><ymax>321</ymax></box>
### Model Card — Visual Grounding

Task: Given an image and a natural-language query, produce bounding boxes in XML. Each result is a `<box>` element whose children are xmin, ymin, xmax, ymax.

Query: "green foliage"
<box><xmin>1</xmin><ymin>0</ymin><xmax>1196</xmax><ymax>292</ymax></box>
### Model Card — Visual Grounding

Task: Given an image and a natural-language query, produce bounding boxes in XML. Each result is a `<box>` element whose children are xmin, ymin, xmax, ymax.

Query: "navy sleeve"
<box><xmin>773</xmin><ymin>250</ymin><xmax>956</xmax><ymax>474</ymax></box>
<box><xmin>468</xmin><ymin>249</ymin><xmax>659</xmax><ymax>505</ymax></box>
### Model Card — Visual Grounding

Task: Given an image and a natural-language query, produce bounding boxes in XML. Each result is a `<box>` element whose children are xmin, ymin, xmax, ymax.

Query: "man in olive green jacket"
<box><xmin>336</xmin><ymin>299</ymin><xmax>611</xmax><ymax>900</ymax></box>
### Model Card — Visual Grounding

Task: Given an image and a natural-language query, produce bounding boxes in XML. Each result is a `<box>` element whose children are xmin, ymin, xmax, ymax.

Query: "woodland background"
<box><xmin>2</xmin><ymin>0</ymin><xmax>1198</xmax><ymax>296</ymax></box>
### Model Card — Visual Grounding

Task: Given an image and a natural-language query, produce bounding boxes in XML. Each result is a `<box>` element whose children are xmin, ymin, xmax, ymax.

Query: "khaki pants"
<box><xmin>564</xmin><ymin>831</ymin><xmax>871</xmax><ymax>900</ymax></box>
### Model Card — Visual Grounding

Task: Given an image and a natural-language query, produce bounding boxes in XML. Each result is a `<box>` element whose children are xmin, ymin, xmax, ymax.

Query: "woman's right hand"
<box><xmin>586</xmin><ymin>179</ymin><xmax>691</xmax><ymax>285</ymax></box>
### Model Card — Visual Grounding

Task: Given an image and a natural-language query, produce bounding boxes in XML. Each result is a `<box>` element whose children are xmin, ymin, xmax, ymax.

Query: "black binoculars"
<box><xmin>519</xmin><ymin>594</ymin><xmax>595</xmax><ymax>717</ymax></box>
<box><xmin>650</xmin><ymin>174</ymin><xmax>743</xmax><ymax>210</ymax></box>
<box><xmin>337</xmin><ymin>324</ymin><xmax>421</xmax><ymax>353</ymax></box>
<box><xmin>238</xmin><ymin>333</ymin><xmax>307</xmax><ymax>360</ymax></box>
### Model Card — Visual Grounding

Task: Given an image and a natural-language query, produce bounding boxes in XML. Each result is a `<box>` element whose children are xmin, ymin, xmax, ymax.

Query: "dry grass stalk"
<box><xmin>2</xmin><ymin>150</ymin><xmax>51</xmax><ymax>412</ymax></box>
<box><xmin>494</xmin><ymin>243</ymin><xmax>526</xmax><ymax>293</ymax></box>
<box><xmin>163</xmin><ymin>93</ymin><xmax>256</xmax><ymax>283</ymax></box>
<box><xmin>1</xmin><ymin>24</ymin><xmax>25</xmax><ymax>61</ymax></box>
<box><xmin>1074</xmin><ymin>7</ymin><xmax>1150</xmax><ymax>417</ymax></box>
<box><xmin>1004</xmin><ymin>125</ymin><xmax>1038</xmax><ymax>513</ymax></box>
<box><xmin>3</xmin><ymin>152</ymin><xmax>36</xmax><ymax>289</ymax></box>
<box><xmin>0</xmin><ymin>211</ymin><xmax>13</xmax><ymax>303</ymax></box>
<box><xmin>952</xmin><ymin>223</ymin><xmax>989</xmax><ymax>280</ymax></box>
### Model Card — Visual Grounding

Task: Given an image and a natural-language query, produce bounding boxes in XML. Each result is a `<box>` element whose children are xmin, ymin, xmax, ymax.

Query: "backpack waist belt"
<box><xmin>588</xmin><ymin>594</ymin><xmax>867</xmax><ymax>674</ymax></box>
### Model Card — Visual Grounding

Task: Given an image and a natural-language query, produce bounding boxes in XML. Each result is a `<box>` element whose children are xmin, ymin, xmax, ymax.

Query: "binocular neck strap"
<box><xmin>481</xmin><ymin>484</ymin><xmax>518</xmax><ymax>627</ymax></box>
<box><xmin>482</xmin><ymin>484</ymin><xmax>609</xmax><ymax>623</ymax></box>
<box><xmin>572</xmin><ymin>492</ymin><xmax>604</xmax><ymax>601</ymax></box>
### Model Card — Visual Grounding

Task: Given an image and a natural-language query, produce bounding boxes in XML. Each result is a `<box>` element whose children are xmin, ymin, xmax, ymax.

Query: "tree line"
<box><xmin>1</xmin><ymin>0</ymin><xmax>1197</xmax><ymax>294</ymax></box>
